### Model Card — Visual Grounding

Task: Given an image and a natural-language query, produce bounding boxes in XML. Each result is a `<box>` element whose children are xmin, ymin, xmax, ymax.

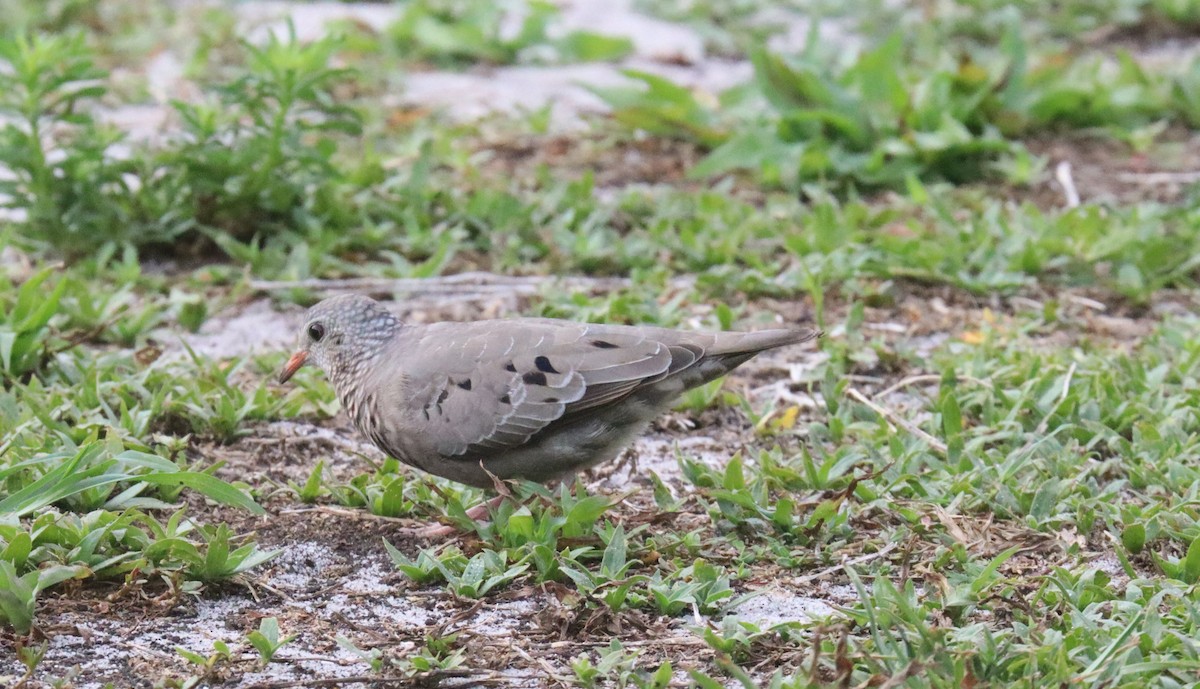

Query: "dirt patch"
<box><xmin>478</xmin><ymin>131</ymin><xmax>706</xmax><ymax>192</ymax></box>
<box><xmin>2</xmin><ymin>491</ymin><xmax>835</xmax><ymax>687</ymax></box>
<box><xmin>731</xmin><ymin>591</ymin><xmax>837</xmax><ymax>627</ymax></box>
<box><xmin>1086</xmin><ymin>14</ymin><xmax>1200</xmax><ymax>64</ymax></box>
<box><xmin>165</xmin><ymin>298</ymin><xmax>299</xmax><ymax>362</ymax></box>
<box><xmin>1022</xmin><ymin>129</ymin><xmax>1200</xmax><ymax>208</ymax></box>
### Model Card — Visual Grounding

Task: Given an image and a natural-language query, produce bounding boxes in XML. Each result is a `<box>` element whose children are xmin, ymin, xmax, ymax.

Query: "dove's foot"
<box><xmin>401</xmin><ymin>495</ymin><xmax>506</xmax><ymax>539</ymax></box>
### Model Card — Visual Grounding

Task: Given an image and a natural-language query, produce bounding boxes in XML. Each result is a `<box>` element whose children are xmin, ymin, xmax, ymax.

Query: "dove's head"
<box><xmin>278</xmin><ymin>294</ymin><xmax>401</xmax><ymax>384</ymax></box>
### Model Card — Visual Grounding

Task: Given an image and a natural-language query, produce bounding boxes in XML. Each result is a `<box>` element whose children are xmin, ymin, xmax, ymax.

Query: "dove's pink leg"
<box><xmin>404</xmin><ymin>494</ymin><xmax>507</xmax><ymax>538</ymax></box>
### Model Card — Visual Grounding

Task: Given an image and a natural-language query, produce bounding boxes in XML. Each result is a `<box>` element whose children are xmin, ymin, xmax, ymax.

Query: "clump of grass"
<box><xmin>0</xmin><ymin>26</ymin><xmax>366</xmax><ymax>258</ymax></box>
<box><xmin>0</xmin><ymin>436</ymin><xmax>274</xmax><ymax>634</ymax></box>
<box><xmin>594</xmin><ymin>27</ymin><xmax>1197</xmax><ymax>191</ymax></box>
<box><xmin>0</xmin><ymin>267</ymin><xmax>67</xmax><ymax>381</ymax></box>
<box><xmin>387</xmin><ymin>0</ymin><xmax>632</xmax><ymax>67</ymax></box>
<box><xmin>148</xmin><ymin>26</ymin><xmax>364</xmax><ymax>252</ymax></box>
<box><xmin>0</xmin><ymin>32</ymin><xmax>136</xmax><ymax>254</ymax></box>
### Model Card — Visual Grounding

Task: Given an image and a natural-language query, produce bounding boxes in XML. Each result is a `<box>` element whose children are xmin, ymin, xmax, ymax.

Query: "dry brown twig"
<box><xmin>247</xmin><ymin>272</ymin><xmax>696</xmax><ymax>297</ymax></box>
<box><xmin>278</xmin><ymin>505</ymin><xmax>415</xmax><ymax>525</ymax></box>
<box><xmin>845</xmin><ymin>387</ymin><xmax>948</xmax><ymax>456</ymax></box>
<box><xmin>508</xmin><ymin>642</ymin><xmax>573</xmax><ymax>687</ymax></box>
<box><xmin>871</xmin><ymin>373</ymin><xmax>991</xmax><ymax>401</ymax></box>
<box><xmin>792</xmin><ymin>541</ymin><xmax>900</xmax><ymax>586</ymax></box>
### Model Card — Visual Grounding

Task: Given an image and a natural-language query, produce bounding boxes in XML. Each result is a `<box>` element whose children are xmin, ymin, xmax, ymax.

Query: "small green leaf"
<box><xmin>138</xmin><ymin>472</ymin><xmax>264</xmax><ymax>515</ymax></box>
<box><xmin>1121</xmin><ymin>523</ymin><xmax>1146</xmax><ymax>554</ymax></box>
<box><xmin>722</xmin><ymin>455</ymin><xmax>745</xmax><ymax>491</ymax></box>
<box><xmin>1</xmin><ymin>532</ymin><xmax>33</xmax><ymax>570</ymax></box>
<box><xmin>970</xmin><ymin>545</ymin><xmax>1021</xmax><ymax>595</ymax></box>
<box><xmin>651</xmin><ymin>659</ymin><xmax>673</xmax><ymax>688</ymax></box>
<box><xmin>772</xmin><ymin>497</ymin><xmax>795</xmax><ymax>530</ymax></box>
<box><xmin>601</xmin><ymin>525</ymin><xmax>627</xmax><ymax>578</ymax></box>
<box><xmin>1183</xmin><ymin>535</ymin><xmax>1200</xmax><ymax>584</ymax></box>
<box><xmin>176</xmin><ymin>647</ymin><xmax>208</xmax><ymax>666</ymax></box>
<box><xmin>565</xmin><ymin>495</ymin><xmax>612</xmax><ymax>529</ymax></box>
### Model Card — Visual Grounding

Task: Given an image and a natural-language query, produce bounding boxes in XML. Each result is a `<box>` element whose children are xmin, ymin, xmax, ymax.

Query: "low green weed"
<box><xmin>143</xmin><ymin>522</ymin><xmax>279</xmax><ymax>584</ymax></box>
<box><xmin>683</xmin><ymin>452</ymin><xmax>859</xmax><ymax>545</ymax></box>
<box><xmin>589</xmin><ymin>71</ymin><xmax>728</xmax><ymax>148</ymax></box>
<box><xmin>152</xmin><ymin>27</ymin><xmax>363</xmax><ymax>250</ymax></box>
<box><xmin>393</xmin><ymin>546</ymin><xmax>528</xmax><ymax>598</ymax></box>
<box><xmin>176</xmin><ymin>638</ymin><xmax>235</xmax><ymax>685</ymax></box>
<box><xmin>0</xmin><ymin>267</ymin><xmax>67</xmax><ymax>380</ymax></box>
<box><xmin>571</xmin><ymin>639</ymin><xmax>672</xmax><ymax>689</ymax></box>
<box><xmin>596</xmin><ymin>27</ymin><xmax>1199</xmax><ymax>190</ymax></box>
<box><xmin>797</xmin><ymin>563</ymin><xmax>1200</xmax><ymax>686</ymax></box>
<box><xmin>0</xmin><ymin>506</ymin><xmax>277</xmax><ymax>633</ymax></box>
<box><xmin>647</xmin><ymin>558</ymin><xmax>736</xmax><ymax>616</ymax></box>
<box><xmin>326</xmin><ymin>457</ymin><xmax>484</xmax><ymax>520</ymax></box>
<box><xmin>0</xmin><ymin>32</ymin><xmax>134</xmax><ymax>253</ymax></box>
<box><xmin>0</xmin><ymin>403</ymin><xmax>277</xmax><ymax>633</ymax></box>
<box><xmin>0</xmin><ymin>27</ymin><xmax>368</xmax><ymax>258</ymax></box>
<box><xmin>0</xmin><ymin>439</ymin><xmax>262</xmax><ymax>518</ymax></box>
<box><xmin>388</xmin><ymin>0</ymin><xmax>632</xmax><ymax>67</ymax></box>
<box><xmin>383</xmin><ymin>482</ymin><xmax>755</xmax><ymax>620</ymax></box>
<box><xmin>386</xmin><ymin>482</ymin><xmax>618</xmax><ymax>595</ymax></box>
<box><xmin>246</xmin><ymin>617</ymin><xmax>298</xmax><ymax>665</ymax></box>
<box><xmin>168</xmin><ymin>346</ymin><xmax>308</xmax><ymax>443</ymax></box>
<box><xmin>0</xmin><ymin>560</ymin><xmax>89</xmax><ymax>634</ymax></box>
<box><xmin>336</xmin><ymin>633</ymin><xmax>468</xmax><ymax>679</ymax></box>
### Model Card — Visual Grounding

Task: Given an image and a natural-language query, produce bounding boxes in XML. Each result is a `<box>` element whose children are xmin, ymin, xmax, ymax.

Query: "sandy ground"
<box><xmin>4</xmin><ymin>1</ymin><xmax>1199</xmax><ymax>686</ymax></box>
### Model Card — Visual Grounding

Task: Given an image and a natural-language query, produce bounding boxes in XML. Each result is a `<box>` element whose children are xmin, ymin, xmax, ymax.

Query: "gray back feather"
<box><xmin>371</xmin><ymin>319</ymin><xmax>816</xmax><ymax>458</ymax></box>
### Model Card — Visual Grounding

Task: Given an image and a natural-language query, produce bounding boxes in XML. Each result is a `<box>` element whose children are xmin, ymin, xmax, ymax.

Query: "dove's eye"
<box><xmin>307</xmin><ymin>323</ymin><xmax>326</xmax><ymax>342</ymax></box>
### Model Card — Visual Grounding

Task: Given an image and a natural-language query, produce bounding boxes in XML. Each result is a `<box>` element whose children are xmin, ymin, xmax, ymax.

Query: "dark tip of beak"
<box><xmin>278</xmin><ymin>351</ymin><xmax>308</xmax><ymax>384</ymax></box>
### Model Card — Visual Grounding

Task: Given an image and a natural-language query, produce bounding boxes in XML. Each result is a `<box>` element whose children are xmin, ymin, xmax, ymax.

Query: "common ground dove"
<box><xmin>278</xmin><ymin>295</ymin><xmax>818</xmax><ymax>488</ymax></box>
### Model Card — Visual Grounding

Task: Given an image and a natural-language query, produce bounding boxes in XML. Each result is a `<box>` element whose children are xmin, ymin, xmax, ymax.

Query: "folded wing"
<box><xmin>397</xmin><ymin>320</ymin><xmax>814</xmax><ymax>458</ymax></box>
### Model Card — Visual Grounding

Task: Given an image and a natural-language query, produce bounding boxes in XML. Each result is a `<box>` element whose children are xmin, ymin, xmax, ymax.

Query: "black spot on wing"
<box><xmin>456</xmin><ymin>379</ymin><xmax>472</xmax><ymax>390</ymax></box>
<box><xmin>505</xmin><ymin>362</ymin><xmax>517</xmax><ymax>372</ymax></box>
<box><xmin>499</xmin><ymin>394</ymin><xmax>511</xmax><ymax>404</ymax></box>
<box><xmin>522</xmin><ymin>371</ymin><xmax>548</xmax><ymax>386</ymax></box>
<box><xmin>534</xmin><ymin>356</ymin><xmax>559</xmax><ymax>374</ymax></box>
<box><xmin>591</xmin><ymin>339</ymin><xmax>618</xmax><ymax>349</ymax></box>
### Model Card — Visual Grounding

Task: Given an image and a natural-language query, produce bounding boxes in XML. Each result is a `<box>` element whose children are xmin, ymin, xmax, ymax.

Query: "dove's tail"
<box><xmin>668</xmin><ymin>327</ymin><xmax>820</xmax><ymax>389</ymax></box>
<box><xmin>707</xmin><ymin>328</ymin><xmax>821</xmax><ymax>357</ymax></box>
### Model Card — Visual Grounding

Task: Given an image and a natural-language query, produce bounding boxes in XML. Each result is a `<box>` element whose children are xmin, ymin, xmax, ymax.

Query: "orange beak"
<box><xmin>278</xmin><ymin>351</ymin><xmax>308</xmax><ymax>384</ymax></box>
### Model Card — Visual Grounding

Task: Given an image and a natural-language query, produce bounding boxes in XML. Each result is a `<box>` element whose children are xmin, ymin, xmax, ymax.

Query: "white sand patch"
<box><xmin>258</xmin><ymin>420</ymin><xmax>385</xmax><ymax>460</ymax></box>
<box><xmin>601</xmin><ymin>434</ymin><xmax>728</xmax><ymax>485</ymax></box>
<box><xmin>166</xmin><ymin>298</ymin><xmax>298</xmax><ymax>361</ymax></box>
<box><xmin>266</xmin><ymin>540</ymin><xmax>342</xmax><ymax>591</ymax></box>
<box><xmin>239</xmin><ymin>644</ymin><xmax>373</xmax><ymax>688</ymax></box>
<box><xmin>342</xmin><ymin>560</ymin><xmax>394</xmax><ymax>595</ymax></box>
<box><xmin>237</xmin><ymin>1</ymin><xmax>400</xmax><ymax>43</ymax></box>
<box><xmin>465</xmin><ymin>596</ymin><xmax>546</xmax><ymax>636</ymax></box>
<box><xmin>221</xmin><ymin>0</ymin><xmax>853</xmax><ymax>130</ymax></box>
<box><xmin>396</xmin><ymin>59</ymin><xmax>753</xmax><ymax>130</ymax></box>
<box><xmin>824</xmin><ymin>583</ymin><xmax>863</xmax><ymax>604</ymax></box>
<box><xmin>731</xmin><ymin>590</ymin><xmax>837</xmax><ymax>627</ymax></box>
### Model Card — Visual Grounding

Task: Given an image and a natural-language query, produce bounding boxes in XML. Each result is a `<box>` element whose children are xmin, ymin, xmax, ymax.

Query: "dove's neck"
<box><xmin>327</xmin><ymin>319</ymin><xmax>403</xmax><ymax>422</ymax></box>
